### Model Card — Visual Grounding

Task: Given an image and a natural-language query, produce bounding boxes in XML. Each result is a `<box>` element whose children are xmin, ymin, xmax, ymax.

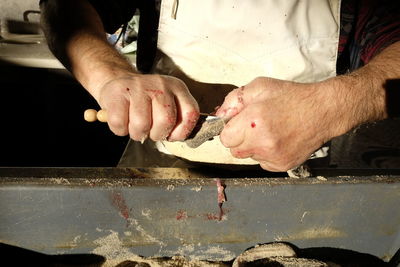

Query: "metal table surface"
<box><xmin>0</xmin><ymin>167</ymin><xmax>399</xmax><ymax>265</ymax></box>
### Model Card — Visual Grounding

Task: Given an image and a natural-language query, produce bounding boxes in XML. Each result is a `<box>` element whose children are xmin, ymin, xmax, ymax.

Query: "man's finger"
<box><xmin>215</xmin><ymin>86</ymin><xmax>247</xmax><ymax>119</ymax></box>
<box><xmin>167</xmin><ymin>96</ymin><xmax>200</xmax><ymax>141</ymax></box>
<box><xmin>103</xmin><ymin>95</ymin><xmax>130</xmax><ymax>136</ymax></box>
<box><xmin>128</xmin><ymin>92</ymin><xmax>152</xmax><ymax>141</ymax></box>
<box><xmin>219</xmin><ymin>111</ymin><xmax>247</xmax><ymax>148</ymax></box>
<box><xmin>216</xmin><ymin>77</ymin><xmax>287</xmax><ymax>119</ymax></box>
<box><xmin>149</xmin><ymin>91</ymin><xmax>177</xmax><ymax>141</ymax></box>
<box><xmin>164</xmin><ymin>77</ymin><xmax>199</xmax><ymax>141</ymax></box>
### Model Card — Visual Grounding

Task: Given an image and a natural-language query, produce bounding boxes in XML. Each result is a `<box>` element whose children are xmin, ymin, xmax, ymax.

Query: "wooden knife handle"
<box><xmin>84</xmin><ymin>109</ymin><xmax>107</xmax><ymax>122</ymax></box>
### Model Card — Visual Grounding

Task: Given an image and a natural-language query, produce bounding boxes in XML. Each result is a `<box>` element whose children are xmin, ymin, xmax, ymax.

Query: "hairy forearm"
<box><xmin>40</xmin><ymin>0</ymin><xmax>136</xmax><ymax>100</ymax></box>
<box><xmin>320</xmin><ymin>41</ymin><xmax>400</xmax><ymax>139</ymax></box>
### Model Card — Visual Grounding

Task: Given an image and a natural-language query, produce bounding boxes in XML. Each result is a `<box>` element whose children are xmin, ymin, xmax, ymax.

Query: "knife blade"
<box><xmin>184</xmin><ymin>114</ymin><xmax>228</xmax><ymax>148</ymax></box>
<box><xmin>84</xmin><ymin>109</ymin><xmax>228</xmax><ymax>148</ymax></box>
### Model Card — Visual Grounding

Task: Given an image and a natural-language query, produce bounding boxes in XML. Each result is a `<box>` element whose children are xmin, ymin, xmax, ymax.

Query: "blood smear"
<box><xmin>216</xmin><ymin>179</ymin><xmax>226</xmax><ymax>204</ymax></box>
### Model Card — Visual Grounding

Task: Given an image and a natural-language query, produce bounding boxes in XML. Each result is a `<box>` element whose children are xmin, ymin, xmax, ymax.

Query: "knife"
<box><xmin>84</xmin><ymin>109</ymin><xmax>227</xmax><ymax>147</ymax></box>
<box><xmin>184</xmin><ymin>113</ymin><xmax>228</xmax><ymax>148</ymax></box>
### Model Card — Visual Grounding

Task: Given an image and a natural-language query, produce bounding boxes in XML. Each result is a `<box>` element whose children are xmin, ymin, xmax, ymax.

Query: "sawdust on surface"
<box><xmin>91</xmin><ymin>230</ymin><xmax>232</xmax><ymax>267</ymax></box>
<box><xmin>274</xmin><ymin>226</ymin><xmax>346</xmax><ymax>241</ymax></box>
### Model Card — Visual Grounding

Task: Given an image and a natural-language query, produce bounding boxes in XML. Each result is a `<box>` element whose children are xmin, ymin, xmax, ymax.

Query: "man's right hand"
<box><xmin>97</xmin><ymin>74</ymin><xmax>200</xmax><ymax>142</ymax></box>
<box><xmin>40</xmin><ymin>0</ymin><xmax>199</xmax><ymax>143</ymax></box>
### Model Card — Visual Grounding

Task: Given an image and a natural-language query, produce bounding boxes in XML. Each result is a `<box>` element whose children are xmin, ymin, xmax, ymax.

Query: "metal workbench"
<box><xmin>0</xmin><ymin>167</ymin><xmax>399</xmax><ymax>266</ymax></box>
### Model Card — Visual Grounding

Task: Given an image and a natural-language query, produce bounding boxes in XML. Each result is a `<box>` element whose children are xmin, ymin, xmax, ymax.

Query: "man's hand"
<box><xmin>40</xmin><ymin>0</ymin><xmax>199</xmax><ymax>142</ymax></box>
<box><xmin>97</xmin><ymin>74</ymin><xmax>199</xmax><ymax>142</ymax></box>
<box><xmin>216</xmin><ymin>77</ymin><xmax>334</xmax><ymax>171</ymax></box>
<box><xmin>216</xmin><ymin>41</ymin><xmax>400</xmax><ymax>172</ymax></box>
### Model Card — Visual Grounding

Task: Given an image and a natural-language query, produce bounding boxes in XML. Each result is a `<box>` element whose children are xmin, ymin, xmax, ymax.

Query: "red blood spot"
<box><xmin>111</xmin><ymin>191</ymin><xmax>129</xmax><ymax>220</ymax></box>
<box><xmin>186</xmin><ymin>110</ymin><xmax>199</xmax><ymax>120</ymax></box>
<box><xmin>176</xmin><ymin>210</ymin><xmax>188</xmax><ymax>220</ymax></box>
<box><xmin>167</xmin><ymin>115</ymin><xmax>175</xmax><ymax>124</ymax></box>
<box><xmin>205</xmin><ymin>213</ymin><xmax>220</xmax><ymax>221</ymax></box>
<box><xmin>183</xmin><ymin>110</ymin><xmax>200</xmax><ymax>135</ymax></box>
<box><xmin>216</xmin><ymin>179</ymin><xmax>226</xmax><ymax>204</ymax></box>
<box><xmin>163</xmin><ymin>104</ymin><xmax>171</xmax><ymax>108</ymax></box>
<box><xmin>251</xmin><ymin>122</ymin><xmax>256</xmax><ymax>128</ymax></box>
<box><xmin>126</xmin><ymin>87</ymin><xmax>130</xmax><ymax>91</ymax></box>
<box><xmin>215</xmin><ymin>179</ymin><xmax>226</xmax><ymax>221</ymax></box>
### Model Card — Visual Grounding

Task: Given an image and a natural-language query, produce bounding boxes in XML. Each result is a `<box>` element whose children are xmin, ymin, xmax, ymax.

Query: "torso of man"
<box><xmin>152</xmin><ymin>0</ymin><xmax>341</xmax><ymax>165</ymax></box>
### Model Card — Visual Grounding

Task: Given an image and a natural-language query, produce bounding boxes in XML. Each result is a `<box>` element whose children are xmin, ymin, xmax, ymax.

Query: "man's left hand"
<box><xmin>216</xmin><ymin>77</ymin><xmax>337</xmax><ymax>172</ymax></box>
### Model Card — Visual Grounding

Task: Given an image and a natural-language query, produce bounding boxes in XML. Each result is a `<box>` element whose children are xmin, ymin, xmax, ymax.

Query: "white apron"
<box><xmin>155</xmin><ymin>0</ymin><xmax>341</xmax><ymax>165</ymax></box>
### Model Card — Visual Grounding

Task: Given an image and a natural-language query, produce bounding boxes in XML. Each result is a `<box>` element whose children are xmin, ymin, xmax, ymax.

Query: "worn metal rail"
<box><xmin>0</xmin><ymin>167</ymin><xmax>399</xmax><ymax>265</ymax></box>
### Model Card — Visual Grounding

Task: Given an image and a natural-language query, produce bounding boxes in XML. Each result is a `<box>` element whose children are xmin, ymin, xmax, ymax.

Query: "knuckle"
<box><xmin>252</xmin><ymin>76</ymin><xmax>265</xmax><ymax>85</ymax></box>
<box><xmin>253</xmin><ymin>76</ymin><xmax>263</xmax><ymax>83</ymax></box>
<box><xmin>253</xmin><ymin>76</ymin><xmax>273</xmax><ymax>89</ymax></box>
<box><xmin>160</xmin><ymin>75</ymin><xmax>187</xmax><ymax>93</ymax></box>
<box><xmin>107</xmin><ymin>117</ymin><xmax>127</xmax><ymax>135</ymax></box>
<box><xmin>166</xmin><ymin>75</ymin><xmax>186</xmax><ymax>88</ymax></box>
<box><xmin>148</xmin><ymin>74</ymin><xmax>163</xmax><ymax>84</ymax></box>
<box><xmin>158</xmin><ymin>77</ymin><xmax>169</xmax><ymax>90</ymax></box>
<box><xmin>129</xmin><ymin>118</ymin><xmax>151</xmax><ymax>134</ymax></box>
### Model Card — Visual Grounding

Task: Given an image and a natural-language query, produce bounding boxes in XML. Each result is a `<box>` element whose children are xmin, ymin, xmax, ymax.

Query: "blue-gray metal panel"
<box><xmin>1</xmin><ymin>178</ymin><xmax>399</xmax><ymax>262</ymax></box>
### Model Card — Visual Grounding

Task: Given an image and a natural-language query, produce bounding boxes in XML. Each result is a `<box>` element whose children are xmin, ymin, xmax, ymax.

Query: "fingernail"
<box><xmin>140</xmin><ymin>135</ymin><xmax>148</xmax><ymax>144</ymax></box>
<box><xmin>162</xmin><ymin>133</ymin><xmax>170</xmax><ymax>141</ymax></box>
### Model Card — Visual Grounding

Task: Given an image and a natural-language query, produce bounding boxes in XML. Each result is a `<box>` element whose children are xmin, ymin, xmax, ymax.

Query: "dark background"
<box><xmin>0</xmin><ymin>63</ymin><xmax>128</xmax><ymax>167</ymax></box>
<box><xmin>1</xmin><ymin>63</ymin><xmax>400</xmax><ymax>169</ymax></box>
